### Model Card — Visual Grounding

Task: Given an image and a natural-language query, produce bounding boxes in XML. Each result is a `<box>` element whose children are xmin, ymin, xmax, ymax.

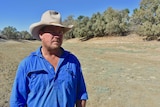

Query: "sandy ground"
<box><xmin>0</xmin><ymin>34</ymin><xmax>160</xmax><ymax>107</ymax></box>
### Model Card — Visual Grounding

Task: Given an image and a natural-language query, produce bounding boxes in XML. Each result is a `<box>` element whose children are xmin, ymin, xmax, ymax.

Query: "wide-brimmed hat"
<box><xmin>29</xmin><ymin>10</ymin><xmax>73</xmax><ymax>40</ymax></box>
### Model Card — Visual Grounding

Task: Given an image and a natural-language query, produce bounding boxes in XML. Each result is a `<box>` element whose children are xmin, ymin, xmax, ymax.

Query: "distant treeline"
<box><xmin>0</xmin><ymin>0</ymin><xmax>160</xmax><ymax>41</ymax></box>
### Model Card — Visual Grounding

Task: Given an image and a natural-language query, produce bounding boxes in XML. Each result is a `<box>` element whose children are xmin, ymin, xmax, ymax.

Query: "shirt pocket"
<box><xmin>27</xmin><ymin>70</ymin><xmax>49</xmax><ymax>92</ymax></box>
<box><xmin>66</xmin><ymin>68</ymin><xmax>77</xmax><ymax>82</ymax></box>
<box><xmin>62</xmin><ymin>68</ymin><xmax>77</xmax><ymax>90</ymax></box>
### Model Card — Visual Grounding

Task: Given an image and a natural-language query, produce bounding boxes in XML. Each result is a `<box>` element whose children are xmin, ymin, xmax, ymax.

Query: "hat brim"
<box><xmin>30</xmin><ymin>22</ymin><xmax>73</xmax><ymax>40</ymax></box>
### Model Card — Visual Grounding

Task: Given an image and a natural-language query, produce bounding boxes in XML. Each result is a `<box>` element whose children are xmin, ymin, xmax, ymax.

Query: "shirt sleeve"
<box><xmin>76</xmin><ymin>65</ymin><xmax>88</xmax><ymax>100</ymax></box>
<box><xmin>10</xmin><ymin>60</ymin><xmax>28</xmax><ymax>107</ymax></box>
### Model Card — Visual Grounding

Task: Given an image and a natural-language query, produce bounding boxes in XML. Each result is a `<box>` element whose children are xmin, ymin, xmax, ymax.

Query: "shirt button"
<box><xmin>50</xmin><ymin>66</ymin><xmax>52</xmax><ymax>69</ymax></box>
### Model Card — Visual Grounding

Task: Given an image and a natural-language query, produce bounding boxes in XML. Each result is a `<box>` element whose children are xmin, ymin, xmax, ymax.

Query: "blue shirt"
<box><xmin>10</xmin><ymin>47</ymin><xmax>88</xmax><ymax>107</ymax></box>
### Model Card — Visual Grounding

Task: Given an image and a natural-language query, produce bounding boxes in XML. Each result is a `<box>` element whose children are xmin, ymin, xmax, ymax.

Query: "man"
<box><xmin>10</xmin><ymin>10</ymin><xmax>88</xmax><ymax>107</ymax></box>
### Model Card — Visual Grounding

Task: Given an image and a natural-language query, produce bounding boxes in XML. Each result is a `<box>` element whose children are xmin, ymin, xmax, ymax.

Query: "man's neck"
<box><xmin>41</xmin><ymin>47</ymin><xmax>63</xmax><ymax>58</ymax></box>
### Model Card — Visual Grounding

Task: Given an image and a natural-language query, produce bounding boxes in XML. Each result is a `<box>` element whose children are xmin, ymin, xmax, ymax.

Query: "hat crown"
<box><xmin>41</xmin><ymin>10</ymin><xmax>62</xmax><ymax>24</ymax></box>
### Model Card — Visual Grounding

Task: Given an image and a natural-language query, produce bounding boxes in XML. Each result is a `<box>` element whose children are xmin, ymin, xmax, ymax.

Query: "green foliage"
<box><xmin>20</xmin><ymin>31</ymin><xmax>33</xmax><ymax>40</ymax></box>
<box><xmin>90</xmin><ymin>12</ymin><xmax>106</xmax><ymax>37</ymax></box>
<box><xmin>63</xmin><ymin>7</ymin><xmax>130</xmax><ymax>41</ymax></box>
<box><xmin>131</xmin><ymin>0</ymin><xmax>160</xmax><ymax>40</ymax></box>
<box><xmin>1</xmin><ymin>26</ymin><xmax>32</xmax><ymax>40</ymax></box>
<box><xmin>1</xmin><ymin>26</ymin><xmax>18</xmax><ymax>39</ymax></box>
<box><xmin>63</xmin><ymin>15</ymin><xmax>76</xmax><ymax>39</ymax></box>
<box><xmin>103</xmin><ymin>7</ymin><xmax>130</xmax><ymax>36</ymax></box>
<box><xmin>73</xmin><ymin>16</ymin><xmax>91</xmax><ymax>40</ymax></box>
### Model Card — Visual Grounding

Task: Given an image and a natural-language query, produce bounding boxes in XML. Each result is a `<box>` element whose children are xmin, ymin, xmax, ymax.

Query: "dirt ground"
<box><xmin>0</xmin><ymin>34</ymin><xmax>160</xmax><ymax>107</ymax></box>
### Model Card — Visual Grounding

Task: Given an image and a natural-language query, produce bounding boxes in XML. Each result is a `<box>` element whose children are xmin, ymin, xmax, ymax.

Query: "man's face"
<box><xmin>39</xmin><ymin>25</ymin><xmax>64</xmax><ymax>50</ymax></box>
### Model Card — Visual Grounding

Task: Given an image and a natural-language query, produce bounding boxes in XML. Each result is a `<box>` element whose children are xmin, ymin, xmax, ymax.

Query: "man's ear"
<box><xmin>39</xmin><ymin>31</ymin><xmax>43</xmax><ymax>39</ymax></box>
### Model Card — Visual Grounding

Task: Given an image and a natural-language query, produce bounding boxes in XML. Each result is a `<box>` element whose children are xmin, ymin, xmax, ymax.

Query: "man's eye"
<box><xmin>43</xmin><ymin>30</ymin><xmax>63</xmax><ymax>35</ymax></box>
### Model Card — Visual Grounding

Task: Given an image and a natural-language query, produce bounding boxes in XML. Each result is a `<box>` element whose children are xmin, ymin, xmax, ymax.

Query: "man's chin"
<box><xmin>50</xmin><ymin>44</ymin><xmax>61</xmax><ymax>49</ymax></box>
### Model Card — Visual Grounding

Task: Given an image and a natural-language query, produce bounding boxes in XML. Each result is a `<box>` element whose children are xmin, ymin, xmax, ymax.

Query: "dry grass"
<box><xmin>1</xmin><ymin>34</ymin><xmax>160</xmax><ymax>107</ymax></box>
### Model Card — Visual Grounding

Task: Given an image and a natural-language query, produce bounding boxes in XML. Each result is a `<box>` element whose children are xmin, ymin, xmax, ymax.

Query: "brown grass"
<box><xmin>1</xmin><ymin>34</ymin><xmax>160</xmax><ymax>107</ymax></box>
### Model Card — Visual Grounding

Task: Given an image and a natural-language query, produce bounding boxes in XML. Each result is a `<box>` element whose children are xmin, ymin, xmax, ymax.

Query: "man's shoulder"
<box><xmin>20</xmin><ymin>50</ymin><xmax>40</xmax><ymax>64</ymax></box>
<box><xmin>64</xmin><ymin>50</ymin><xmax>78</xmax><ymax>61</ymax></box>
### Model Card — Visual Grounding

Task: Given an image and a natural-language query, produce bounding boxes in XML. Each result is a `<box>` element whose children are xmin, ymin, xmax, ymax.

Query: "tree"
<box><xmin>1</xmin><ymin>26</ymin><xmax>18</xmax><ymax>39</ymax></box>
<box><xmin>20</xmin><ymin>31</ymin><xmax>32</xmax><ymax>40</ymax></box>
<box><xmin>103</xmin><ymin>7</ymin><xmax>130</xmax><ymax>36</ymax></box>
<box><xmin>90</xmin><ymin>12</ymin><xmax>106</xmax><ymax>37</ymax></box>
<box><xmin>73</xmin><ymin>16</ymin><xmax>90</xmax><ymax>39</ymax></box>
<box><xmin>131</xmin><ymin>0</ymin><xmax>160</xmax><ymax>40</ymax></box>
<box><xmin>63</xmin><ymin>15</ymin><xmax>76</xmax><ymax>39</ymax></box>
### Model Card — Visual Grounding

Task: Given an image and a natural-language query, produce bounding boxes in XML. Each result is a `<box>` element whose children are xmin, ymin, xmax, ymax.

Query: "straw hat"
<box><xmin>29</xmin><ymin>10</ymin><xmax>73</xmax><ymax>40</ymax></box>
